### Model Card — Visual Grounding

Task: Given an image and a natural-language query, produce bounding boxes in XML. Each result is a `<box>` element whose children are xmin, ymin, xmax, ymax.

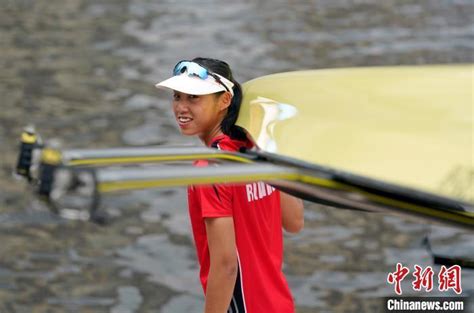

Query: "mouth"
<box><xmin>177</xmin><ymin>116</ymin><xmax>193</xmax><ymax>126</ymax></box>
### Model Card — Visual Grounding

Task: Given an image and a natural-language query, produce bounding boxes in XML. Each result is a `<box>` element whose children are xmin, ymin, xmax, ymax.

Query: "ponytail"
<box><xmin>220</xmin><ymin>79</ymin><xmax>248</xmax><ymax>140</ymax></box>
<box><xmin>192</xmin><ymin>57</ymin><xmax>248</xmax><ymax>141</ymax></box>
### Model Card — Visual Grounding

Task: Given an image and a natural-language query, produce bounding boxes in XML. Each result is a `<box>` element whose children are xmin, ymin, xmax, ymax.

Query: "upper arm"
<box><xmin>199</xmin><ymin>184</ymin><xmax>236</xmax><ymax>264</ymax></box>
<box><xmin>205</xmin><ymin>217</ymin><xmax>237</xmax><ymax>266</ymax></box>
<box><xmin>280</xmin><ymin>191</ymin><xmax>304</xmax><ymax>233</ymax></box>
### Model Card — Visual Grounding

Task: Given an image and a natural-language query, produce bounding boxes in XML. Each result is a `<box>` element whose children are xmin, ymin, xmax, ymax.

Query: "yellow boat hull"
<box><xmin>238</xmin><ymin>65</ymin><xmax>473</xmax><ymax>203</ymax></box>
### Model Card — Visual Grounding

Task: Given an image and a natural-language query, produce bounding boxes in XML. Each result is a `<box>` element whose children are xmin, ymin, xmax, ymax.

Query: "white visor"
<box><xmin>155</xmin><ymin>73</ymin><xmax>234</xmax><ymax>96</ymax></box>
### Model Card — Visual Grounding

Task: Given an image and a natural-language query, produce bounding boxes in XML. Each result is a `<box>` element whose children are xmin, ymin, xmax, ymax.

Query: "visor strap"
<box><xmin>213</xmin><ymin>73</ymin><xmax>235</xmax><ymax>96</ymax></box>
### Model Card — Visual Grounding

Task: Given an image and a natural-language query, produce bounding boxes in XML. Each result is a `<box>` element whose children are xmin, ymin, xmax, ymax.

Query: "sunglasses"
<box><xmin>173</xmin><ymin>60</ymin><xmax>234</xmax><ymax>94</ymax></box>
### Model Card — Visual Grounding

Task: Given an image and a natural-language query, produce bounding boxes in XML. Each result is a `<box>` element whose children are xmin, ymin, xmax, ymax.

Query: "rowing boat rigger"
<box><xmin>14</xmin><ymin>65</ymin><xmax>473</xmax><ymax>231</ymax></box>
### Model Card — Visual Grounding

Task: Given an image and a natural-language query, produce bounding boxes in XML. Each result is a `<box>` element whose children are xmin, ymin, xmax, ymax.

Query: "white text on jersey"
<box><xmin>246</xmin><ymin>182</ymin><xmax>276</xmax><ymax>202</ymax></box>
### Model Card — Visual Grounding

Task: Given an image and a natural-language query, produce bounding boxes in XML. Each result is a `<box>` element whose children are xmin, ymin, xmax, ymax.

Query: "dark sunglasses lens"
<box><xmin>173</xmin><ymin>61</ymin><xmax>187</xmax><ymax>75</ymax></box>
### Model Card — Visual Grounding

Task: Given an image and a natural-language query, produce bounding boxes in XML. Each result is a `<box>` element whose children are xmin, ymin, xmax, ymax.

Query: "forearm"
<box><xmin>204</xmin><ymin>262</ymin><xmax>238</xmax><ymax>313</ymax></box>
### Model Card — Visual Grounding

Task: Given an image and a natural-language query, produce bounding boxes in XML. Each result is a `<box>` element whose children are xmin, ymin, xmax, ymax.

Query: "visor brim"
<box><xmin>155</xmin><ymin>75</ymin><xmax>227</xmax><ymax>95</ymax></box>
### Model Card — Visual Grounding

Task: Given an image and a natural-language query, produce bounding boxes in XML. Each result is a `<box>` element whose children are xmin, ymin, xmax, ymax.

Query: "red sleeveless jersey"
<box><xmin>187</xmin><ymin>134</ymin><xmax>295</xmax><ymax>313</ymax></box>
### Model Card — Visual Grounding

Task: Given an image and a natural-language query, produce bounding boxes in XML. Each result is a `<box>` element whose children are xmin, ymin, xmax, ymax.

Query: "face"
<box><xmin>172</xmin><ymin>91</ymin><xmax>231</xmax><ymax>141</ymax></box>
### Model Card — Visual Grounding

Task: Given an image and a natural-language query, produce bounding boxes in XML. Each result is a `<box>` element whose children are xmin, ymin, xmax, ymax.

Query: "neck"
<box><xmin>200</xmin><ymin>124</ymin><xmax>224</xmax><ymax>147</ymax></box>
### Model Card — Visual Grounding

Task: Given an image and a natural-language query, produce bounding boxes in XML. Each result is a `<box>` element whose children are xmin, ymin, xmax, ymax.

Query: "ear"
<box><xmin>218</xmin><ymin>92</ymin><xmax>232</xmax><ymax>112</ymax></box>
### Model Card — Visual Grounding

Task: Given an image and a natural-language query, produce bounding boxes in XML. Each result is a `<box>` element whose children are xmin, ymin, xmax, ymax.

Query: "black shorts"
<box><xmin>227</xmin><ymin>267</ymin><xmax>246</xmax><ymax>313</ymax></box>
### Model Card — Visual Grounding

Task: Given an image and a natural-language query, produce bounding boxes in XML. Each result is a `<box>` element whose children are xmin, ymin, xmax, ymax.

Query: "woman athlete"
<box><xmin>155</xmin><ymin>57</ymin><xmax>304</xmax><ymax>313</ymax></box>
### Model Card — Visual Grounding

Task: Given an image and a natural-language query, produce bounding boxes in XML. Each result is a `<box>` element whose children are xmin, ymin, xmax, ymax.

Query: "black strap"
<box><xmin>210</xmin><ymin>139</ymin><xmax>222</xmax><ymax>149</ymax></box>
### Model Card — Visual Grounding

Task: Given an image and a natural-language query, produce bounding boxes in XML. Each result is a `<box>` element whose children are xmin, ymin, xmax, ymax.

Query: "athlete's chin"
<box><xmin>179</xmin><ymin>127</ymin><xmax>199</xmax><ymax>136</ymax></box>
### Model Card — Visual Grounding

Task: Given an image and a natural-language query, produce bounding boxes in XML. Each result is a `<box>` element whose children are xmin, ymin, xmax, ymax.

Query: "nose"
<box><xmin>173</xmin><ymin>99</ymin><xmax>189</xmax><ymax>114</ymax></box>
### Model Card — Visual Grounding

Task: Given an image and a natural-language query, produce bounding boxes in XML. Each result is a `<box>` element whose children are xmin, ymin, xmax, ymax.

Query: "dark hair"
<box><xmin>192</xmin><ymin>57</ymin><xmax>248</xmax><ymax>141</ymax></box>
